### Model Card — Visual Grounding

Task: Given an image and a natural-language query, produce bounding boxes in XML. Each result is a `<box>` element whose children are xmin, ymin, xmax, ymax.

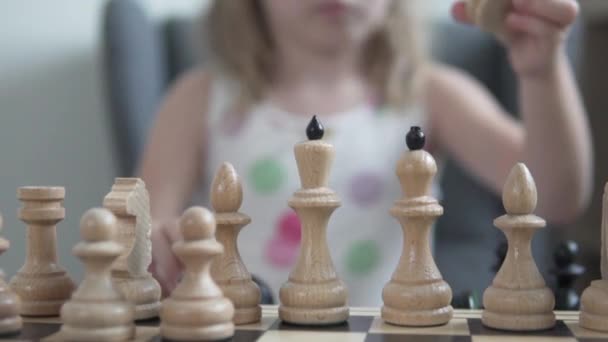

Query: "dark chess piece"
<box><xmin>492</xmin><ymin>240</ymin><xmax>508</xmax><ymax>273</ymax></box>
<box><xmin>452</xmin><ymin>290</ymin><xmax>481</xmax><ymax>309</ymax></box>
<box><xmin>551</xmin><ymin>240</ymin><xmax>585</xmax><ymax>310</ymax></box>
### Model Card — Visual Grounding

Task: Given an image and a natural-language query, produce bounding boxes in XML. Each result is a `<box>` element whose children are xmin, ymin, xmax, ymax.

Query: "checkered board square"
<box><xmin>1</xmin><ymin>307</ymin><xmax>606</xmax><ymax>341</ymax></box>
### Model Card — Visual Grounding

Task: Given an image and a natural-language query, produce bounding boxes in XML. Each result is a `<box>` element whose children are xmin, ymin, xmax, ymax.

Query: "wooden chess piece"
<box><xmin>60</xmin><ymin>208</ymin><xmax>135</xmax><ymax>341</ymax></box>
<box><xmin>160</xmin><ymin>207</ymin><xmax>234</xmax><ymax>341</ymax></box>
<box><xmin>580</xmin><ymin>182</ymin><xmax>608</xmax><ymax>332</ymax></box>
<box><xmin>103</xmin><ymin>178</ymin><xmax>161</xmax><ymax>320</ymax></box>
<box><xmin>482</xmin><ymin>163</ymin><xmax>555</xmax><ymax>331</ymax></box>
<box><xmin>381</xmin><ymin>126</ymin><xmax>453</xmax><ymax>326</ymax></box>
<box><xmin>279</xmin><ymin>116</ymin><xmax>349</xmax><ymax>325</ymax></box>
<box><xmin>466</xmin><ymin>0</ymin><xmax>510</xmax><ymax>37</ymax></box>
<box><xmin>9</xmin><ymin>186</ymin><xmax>75</xmax><ymax>316</ymax></box>
<box><xmin>210</xmin><ymin>162</ymin><xmax>261</xmax><ymax>325</ymax></box>
<box><xmin>551</xmin><ymin>240</ymin><xmax>584</xmax><ymax>310</ymax></box>
<box><xmin>0</xmin><ymin>214</ymin><xmax>22</xmax><ymax>334</ymax></box>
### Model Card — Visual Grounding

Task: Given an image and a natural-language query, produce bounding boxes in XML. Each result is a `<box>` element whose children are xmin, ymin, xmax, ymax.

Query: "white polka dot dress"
<box><xmin>204</xmin><ymin>78</ymin><xmax>433</xmax><ymax>306</ymax></box>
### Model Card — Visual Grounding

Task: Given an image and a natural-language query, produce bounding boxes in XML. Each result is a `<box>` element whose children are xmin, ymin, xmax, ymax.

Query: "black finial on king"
<box><xmin>306</xmin><ymin>115</ymin><xmax>324</xmax><ymax>140</ymax></box>
<box><xmin>406</xmin><ymin>126</ymin><xmax>425</xmax><ymax>151</ymax></box>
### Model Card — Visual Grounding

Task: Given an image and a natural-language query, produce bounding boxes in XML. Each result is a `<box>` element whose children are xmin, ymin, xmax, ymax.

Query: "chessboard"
<box><xmin>2</xmin><ymin>306</ymin><xmax>608</xmax><ymax>342</ymax></box>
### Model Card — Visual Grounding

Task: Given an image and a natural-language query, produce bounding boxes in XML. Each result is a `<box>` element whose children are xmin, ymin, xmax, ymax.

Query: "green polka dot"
<box><xmin>346</xmin><ymin>240</ymin><xmax>381</xmax><ymax>275</ymax></box>
<box><xmin>249</xmin><ymin>157</ymin><xmax>285</xmax><ymax>194</ymax></box>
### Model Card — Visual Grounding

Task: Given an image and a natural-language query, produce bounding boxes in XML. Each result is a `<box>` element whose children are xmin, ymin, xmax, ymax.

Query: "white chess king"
<box><xmin>278</xmin><ymin>116</ymin><xmax>349</xmax><ymax>325</ymax></box>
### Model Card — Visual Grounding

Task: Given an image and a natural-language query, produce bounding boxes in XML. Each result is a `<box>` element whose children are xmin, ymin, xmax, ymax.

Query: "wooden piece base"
<box><xmin>0</xmin><ymin>316</ymin><xmax>21</xmax><ymax>335</ymax></box>
<box><xmin>59</xmin><ymin>326</ymin><xmax>134</xmax><ymax>342</ymax></box>
<box><xmin>160</xmin><ymin>297</ymin><xmax>234</xmax><ymax>341</ymax></box>
<box><xmin>10</xmin><ymin>274</ymin><xmax>75</xmax><ymax>317</ymax></box>
<box><xmin>382</xmin><ymin>280</ymin><xmax>453</xmax><ymax>327</ymax></box>
<box><xmin>279</xmin><ymin>251</ymin><xmax>349</xmax><ymax>326</ymax></box>
<box><xmin>60</xmin><ymin>301</ymin><xmax>134</xmax><ymax>341</ymax></box>
<box><xmin>580</xmin><ymin>280</ymin><xmax>608</xmax><ymax>332</ymax></box>
<box><xmin>234</xmin><ymin>306</ymin><xmax>262</xmax><ymax>326</ymax></box>
<box><xmin>482</xmin><ymin>286</ymin><xmax>555</xmax><ymax>331</ymax></box>
<box><xmin>278</xmin><ymin>306</ymin><xmax>349</xmax><ymax>326</ymax></box>
<box><xmin>113</xmin><ymin>273</ymin><xmax>161</xmax><ymax>320</ymax></box>
<box><xmin>221</xmin><ymin>282</ymin><xmax>261</xmax><ymax>325</ymax></box>
<box><xmin>382</xmin><ymin>306</ymin><xmax>453</xmax><ymax>327</ymax></box>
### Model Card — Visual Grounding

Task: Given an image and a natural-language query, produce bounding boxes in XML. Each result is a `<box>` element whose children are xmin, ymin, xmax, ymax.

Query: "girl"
<box><xmin>141</xmin><ymin>0</ymin><xmax>592</xmax><ymax>305</ymax></box>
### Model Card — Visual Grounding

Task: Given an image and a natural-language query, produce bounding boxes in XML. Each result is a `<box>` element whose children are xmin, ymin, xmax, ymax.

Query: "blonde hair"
<box><xmin>205</xmin><ymin>0</ymin><xmax>426</xmax><ymax>109</ymax></box>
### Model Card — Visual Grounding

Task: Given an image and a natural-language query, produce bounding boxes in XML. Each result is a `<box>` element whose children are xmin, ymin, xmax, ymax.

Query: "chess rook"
<box><xmin>210</xmin><ymin>163</ymin><xmax>262</xmax><ymax>325</ymax></box>
<box><xmin>279</xmin><ymin>116</ymin><xmax>349</xmax><ymax>325</ymax></box>
<box><xmin>60</xmin><ymin>208</ymin><xmax>135</xmax><ymax>341</ymax></box>
<box><xmin>9</xmin><ymin>187</ymin><xmax>75</xmax><ymax>316</ymax></box>
<box><xmin>381</xmin><ymin>126</ymin><xmax>453</xmax><ymax>326</ymax></box>
<box><xmin>580</xmin><ymin>182</ymin><xmax>608</xmax><ymax>332</ymax></box>
<box><xmin>103</xmin><ymin>178</ymin><xmax>161</xmax><ymax>320</ymax></box>
<box><xmin>0</xmin><ymin>214</ymin><xmax>22</xmax><ymax>334</ymax></box>
<box><xmin>482</xmin><ymin>163</ymin><xmax>556</xmax><ymax>331</ymax></box>
<box><xmin>160</xmin><ymin>207</ymin><xmax>235</xmax><ymax>341</ymax></box>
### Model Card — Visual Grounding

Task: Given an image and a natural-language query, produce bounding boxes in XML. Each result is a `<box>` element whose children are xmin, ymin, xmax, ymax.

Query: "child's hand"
<box><xmin>452</xmin><ymin>0</ymin><xmax>579</xmax><ymax>79</ymax></box>
<box><xmin>150</xmin><ymin>220</ymin><xmax>182</xmax><ymax>297</ymax></box>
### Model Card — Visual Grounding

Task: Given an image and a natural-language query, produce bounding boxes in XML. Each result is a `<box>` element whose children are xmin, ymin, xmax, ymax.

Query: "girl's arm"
<box><xmin>137</xmin><ymin>68</ymin><xmax>211</xmax><ymax>294</ymax></box>
<box><xmin>427</xmin><ymin>59</ymin><xmax>591</xmax><ymax>224</ymax></box>
<box><xmin>427</xmin><ymin>0</ymin><xmax>592</xmax><ymax>224</ymax></box>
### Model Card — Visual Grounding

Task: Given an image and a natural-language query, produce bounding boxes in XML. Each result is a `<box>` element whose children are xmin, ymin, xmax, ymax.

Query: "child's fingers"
<box><xmin>512</xmin><ymin>0</ymin><xmax>579</xmax><ymax>27</ymax></box>
<box><xmin>451</xmin><ymin>1</ymin><xmax>474</xmax><ymax>25</ymax></box>
<box><xmin>151</xmin><ymin>221</ymin><xmax>183</xmax><ymax>297</ymax></box>
<box><xmin>505</xmin><ymin>12</ymin><xmax>557</xmax><ymax>38</ymax></box>
<box><xmin>161</xmin><ymin>219</ymin><xmax>182</xmax><ymax>246</ymax></box>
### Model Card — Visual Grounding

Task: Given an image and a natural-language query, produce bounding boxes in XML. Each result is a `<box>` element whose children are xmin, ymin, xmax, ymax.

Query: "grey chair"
<box><xmin>102</xmin><ymin>0</ymin><xmax>583</xmax><ymax>305</ymax></box>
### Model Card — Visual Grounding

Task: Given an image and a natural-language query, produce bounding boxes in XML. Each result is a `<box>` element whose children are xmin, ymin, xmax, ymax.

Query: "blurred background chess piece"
<box><xmin>551</xmin><ymin>240</ymin><xmax>585</xmax><ymax>310</ymax></box>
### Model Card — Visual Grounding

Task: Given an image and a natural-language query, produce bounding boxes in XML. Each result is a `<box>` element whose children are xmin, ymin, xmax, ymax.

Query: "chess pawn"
<box><xmin>210</xmin><ymin>163</ymin><xmax>262</xmax><ymax>325</ymax></box>
<box><xmin>160</xmin><ymin>207</ymin><xmax>235</xmax><ymax>341</ymax></box>
<box><xmin>103</xmin><ymin>178</ymin><xmax>161</xmax><ymax>320</ymax></box>
<box><xmin>580</xmin><ymin>182</ymin><xmax>608</xmax><ymax>332</ymax></box>
<box><xmin>9</xmin><ymin>187</ymin><xmax>75</xmax><ymax>316</ymax></box>
<box><xmin>60</xmin><ymin>208</ymin><xmax>135</xmax><ymax>341</ymax></box>
<box><xmin>381</xmin><ymin>127</ymin><xmax>453</xmax><ymax>326</ymax></box>
<box><xmin>279</xmin><ymin>116</ymin><xmax>349</xmax><ymax>325</ymax></box>
<box><xmin>482</xmin><ymin>163</ymin><xmax>555</xmax><ymax>331</ymax></box>
<box><xmin>0</xmin><ymin>214</ymin><xmax>22</xmax><ymax>334</ymax></box>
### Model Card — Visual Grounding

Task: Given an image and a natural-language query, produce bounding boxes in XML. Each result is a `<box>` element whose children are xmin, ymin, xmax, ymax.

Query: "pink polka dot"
<box><xmin>349</xmin><ymin>171</ymin><xmax>385</xmax><ymax>207</ymax></box>
<box><xmin>264</xmin><ymin>210</ymin><xmax>301</xmax><ymax>268</ymax></box>
<box><xmin>277</xmin><ymin>210</ymin><xmax>301</xmax><ymax>245</ymax></box>
<box><xmin>265</xmin><ymin>237</ymin><xmax>299</xmax><ymax>268</ymax></box>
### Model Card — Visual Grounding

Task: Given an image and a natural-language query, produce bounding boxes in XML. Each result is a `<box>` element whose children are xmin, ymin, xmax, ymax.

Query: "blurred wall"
<box><xmin>0</xmin><ymin>0</ymin><xmax>207</xmax><ymax>282</ymax></box>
